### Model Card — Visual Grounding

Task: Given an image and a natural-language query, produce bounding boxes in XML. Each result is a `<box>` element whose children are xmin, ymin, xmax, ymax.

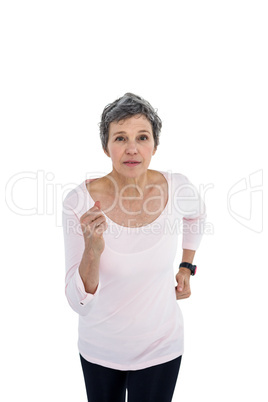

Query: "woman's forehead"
<box><xmin>109</xmin><ymin>114</ymin><xmax>152</xmax><ymax>132</ymax></box>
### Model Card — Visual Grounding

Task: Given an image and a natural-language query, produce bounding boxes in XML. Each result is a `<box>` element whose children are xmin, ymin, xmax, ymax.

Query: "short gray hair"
<box><xmin>99</xmin><ymin>93</ymin><xmax>162</xmax><ymax>152</ymax></box>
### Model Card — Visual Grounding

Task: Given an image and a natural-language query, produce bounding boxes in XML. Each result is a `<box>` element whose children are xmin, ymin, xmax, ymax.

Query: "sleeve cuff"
<box><xmin>75</xmin><ymin>268</ymin><xmax>101</xmax><ymax>306</ymax></box>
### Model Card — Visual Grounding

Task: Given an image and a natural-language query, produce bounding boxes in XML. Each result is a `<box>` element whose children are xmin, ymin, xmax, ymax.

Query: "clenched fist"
<box><xmin>80</xmin><ymin>201</ymin><xmax>108</xmax><ymax>256</ymax></box>
<box><xmin>175</xmin><ymin>268</ymin><xmax>191</xmax><ymax>300</ymax></box>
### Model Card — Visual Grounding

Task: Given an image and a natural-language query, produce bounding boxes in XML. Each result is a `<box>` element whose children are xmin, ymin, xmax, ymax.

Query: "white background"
<box><xmin>1</xmin><ymin>0</ymin><xmax>267</xmax><ymax>401</ymax></box>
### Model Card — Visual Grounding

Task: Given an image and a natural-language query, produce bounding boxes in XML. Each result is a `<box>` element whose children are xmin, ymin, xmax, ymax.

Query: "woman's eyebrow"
<box><xmin>112</xmin><ymin>130</ymin><xmax>152</xmax><ymax>137</ymax></box>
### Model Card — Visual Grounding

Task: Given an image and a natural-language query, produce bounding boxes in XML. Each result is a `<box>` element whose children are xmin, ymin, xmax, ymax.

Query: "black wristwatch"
<box><xmin>179</xmin><ymin>262</ymin><xmax>197</xmax><ymax>276</ymax></box>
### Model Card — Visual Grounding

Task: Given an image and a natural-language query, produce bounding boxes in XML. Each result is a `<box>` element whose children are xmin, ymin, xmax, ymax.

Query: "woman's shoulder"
<box><xmin>85</xmin><ymin>175</ymin><xmax>111</xmax><ymax>196</ymax></box>
<box><xmin>62</xmin><ymin>180</ymin><xmax>85</xmax><ymax>207</ymax></box>
<box><xmin>148</xmin><ymin>169</ymin><xmax>169</xmax><ymax>185</ymax></box>
<box><xmin>62</xmin><ymin>180</ymin><xmax>90</xmax><ymax>220</ymax></box>
<box><xmin>156</xmin><ymin>170</ymin><xmax>190</xmax><ymax>184</ymax></box>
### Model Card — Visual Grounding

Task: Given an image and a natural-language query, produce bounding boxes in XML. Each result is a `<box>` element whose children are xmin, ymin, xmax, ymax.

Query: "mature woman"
<box><xmin>62</xmin><ymin>93</ymin><xmax>206</xmax><ymax>402</ymax></box>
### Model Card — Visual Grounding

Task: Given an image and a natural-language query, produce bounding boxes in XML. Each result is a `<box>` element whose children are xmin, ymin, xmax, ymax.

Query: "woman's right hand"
<box><xmin>80</xmin><ymin>201</ymin><xmax>108</xmax><ymax>256</ymax></box>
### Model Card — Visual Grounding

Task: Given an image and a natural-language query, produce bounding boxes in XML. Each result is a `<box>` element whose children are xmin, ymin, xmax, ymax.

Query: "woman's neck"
<box><xmin>106</xmin><ymin>169</ymin><xmax>153</xmax><ymax>199</ymax></box>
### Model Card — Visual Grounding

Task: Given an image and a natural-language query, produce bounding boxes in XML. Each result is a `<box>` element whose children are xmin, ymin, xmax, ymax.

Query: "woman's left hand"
<box><xmin>175</xmin><ymin>268</ymin><xmax>191</xmax><ymax>299</ymax></box>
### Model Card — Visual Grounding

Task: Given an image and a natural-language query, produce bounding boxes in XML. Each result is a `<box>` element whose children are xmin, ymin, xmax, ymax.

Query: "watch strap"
<box><xmin>179</xmin><ymin>262</ymin><xmax>197</xmax><ymax>276</ymax></box>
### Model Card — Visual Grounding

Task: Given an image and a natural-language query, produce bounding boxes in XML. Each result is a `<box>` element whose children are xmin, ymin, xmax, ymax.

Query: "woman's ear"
<box><xmin>152</xmin><ymin>146</ymin><xmax>157</xmax><ymax>156</ymax></box>
<box><xmin>103</xmin><ymin>147</ymin><xmax>110</xmax><ymax>157</ymax></box>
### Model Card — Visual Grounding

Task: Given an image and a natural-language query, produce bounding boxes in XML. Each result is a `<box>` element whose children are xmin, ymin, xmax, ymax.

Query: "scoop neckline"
<box><xmin>82</xmin><ymin>170</ymin><xmax>170</xmax><ymax>230</ymax></box>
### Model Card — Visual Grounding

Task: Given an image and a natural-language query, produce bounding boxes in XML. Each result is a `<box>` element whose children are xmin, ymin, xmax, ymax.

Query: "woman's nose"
<box><xmin>126</xmin><ymin>141</ymin><xmax>138</xmax><ymax>154</ymax></box>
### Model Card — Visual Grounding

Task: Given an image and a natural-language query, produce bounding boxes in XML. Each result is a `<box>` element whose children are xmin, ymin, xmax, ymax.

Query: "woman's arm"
<box><xmin>174</xmin><ymin>173</ymin><xmax>206</xmax><ymax>300</ymax></box>
<box><xmin>79</xmin><ymin>249</ymin><xmax>101</xmax><ymax>294</ymax></box>
<box><xmin>181</xmin><ymin>249</ymin><xmax>195</xmax><ymax>264</ymax></box>
<box><xmin>62</xmin><ymin>201</ymin><xmax>101</xmax><ymax>316</ymax></box>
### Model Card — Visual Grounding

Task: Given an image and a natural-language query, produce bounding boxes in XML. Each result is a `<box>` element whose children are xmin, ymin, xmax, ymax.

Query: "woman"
<box><xmin>62</xmin><ymin>93</ymin><xmax>206</xmax><ymax>402</ymax></box>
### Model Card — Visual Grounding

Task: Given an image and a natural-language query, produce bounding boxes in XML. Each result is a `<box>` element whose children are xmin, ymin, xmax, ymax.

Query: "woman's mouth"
<box><xmin>123</xmin><ymin>161</ymin><xmax>141</xmax><ymax>167</ymax></box>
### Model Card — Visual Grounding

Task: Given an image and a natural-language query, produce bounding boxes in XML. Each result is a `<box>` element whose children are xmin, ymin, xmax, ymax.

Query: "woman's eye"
<box><xmin>115</xmin><ymin>136</ymin><xmax>125</xmax><ymax>141</ymax></box>
<box><xmin>140</xmin><ymin>135</ymin><xmax>148</xmax><ymax>140</ymax></box>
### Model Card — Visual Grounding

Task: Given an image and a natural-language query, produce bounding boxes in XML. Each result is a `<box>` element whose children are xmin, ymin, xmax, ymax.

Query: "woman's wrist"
<box><xmin>178</xmin><ymin>267</ymin><xmax>191</xmax><ymax>277</ymax></box>
<box><xmin>181</xmin><ymin>249</ymin><xmax>196</xmax><ymax>264</ymax></box>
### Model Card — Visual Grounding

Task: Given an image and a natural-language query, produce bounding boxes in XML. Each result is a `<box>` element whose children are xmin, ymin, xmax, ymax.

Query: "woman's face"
<box><xmin>104</xmin><ymin>114</ymin><xmax>157</xmax><ymax>179</ymax></box>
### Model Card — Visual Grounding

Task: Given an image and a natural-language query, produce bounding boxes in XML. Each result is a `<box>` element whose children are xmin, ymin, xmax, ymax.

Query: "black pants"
<box><xmin>80</xmin><ymin>354</ymin><xmax>182</xmax><ymax>402</ymax></box>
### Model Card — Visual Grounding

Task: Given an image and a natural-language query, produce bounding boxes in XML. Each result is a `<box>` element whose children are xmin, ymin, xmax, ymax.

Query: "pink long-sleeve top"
<box><xmin>62</xmin><ymin>170</ymin><xmax>206</xmax><ymax>370</ymax></box>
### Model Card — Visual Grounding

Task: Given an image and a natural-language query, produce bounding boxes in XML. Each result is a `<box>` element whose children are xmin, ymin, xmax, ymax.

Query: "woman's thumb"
<box><xmin>94</xmin><ymin>201</ymin><xmax>101</xmax><ymax>209</ymax></box>
<box><xmin>176</xmin><ymin>276</ymin><xmax>184</xmax><ymax>292</ymax></box>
